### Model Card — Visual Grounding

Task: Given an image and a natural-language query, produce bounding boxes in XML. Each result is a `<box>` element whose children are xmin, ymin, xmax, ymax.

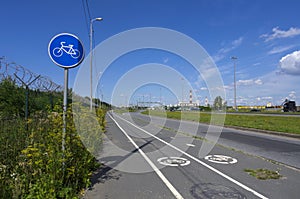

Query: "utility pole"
<box><xmin>231</xmin><ymin>56</ymin><xmax>238</xmax><ymax>111</ymax></box>
<box><xmin>160</xmin><ymin>87</ymin><xmax>162</xmax><ymax>104</ymax></box>
<box><xmin>181</xmin><ymin>77</ymin><xmax>184</xmax><ymax>104</ymax></box>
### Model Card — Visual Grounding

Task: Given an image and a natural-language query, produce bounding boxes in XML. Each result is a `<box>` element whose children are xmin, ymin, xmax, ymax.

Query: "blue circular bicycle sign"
<box><xmin>48</xmin><ymin>33</ymin><xmax>84</xmax><ymax>68</ymax></box>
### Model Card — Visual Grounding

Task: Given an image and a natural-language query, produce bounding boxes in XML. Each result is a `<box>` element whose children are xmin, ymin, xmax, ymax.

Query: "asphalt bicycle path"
<box><xmin>83</xmin><ymin>111</ymin><xmax>300</xmax><ymax>199</ymax></box>
<box><xmin>131</xmin><ymin>112</ymin><xmax>300</xmax><ymax>169</ymax></box>
<box><xmin>118</xmin><ymin>112</ymin><xmax>300</xmax><ymax>198</ymax></box>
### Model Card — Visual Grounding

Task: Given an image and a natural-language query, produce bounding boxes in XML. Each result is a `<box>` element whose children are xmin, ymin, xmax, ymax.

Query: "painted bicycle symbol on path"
<box><xmin>53</xmin><ymin>42</ymin><xmax>80</xmax><ymax>59</ymax></box>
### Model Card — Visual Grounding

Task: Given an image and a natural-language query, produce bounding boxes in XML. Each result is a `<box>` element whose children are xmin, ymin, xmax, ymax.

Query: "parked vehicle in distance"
<box><xmin>282</xmin><ymin>99</ymin><xmax>297</xmax><ymax>112</ymax></box>
<box><xmin>250</xmin><ymin>108</ymin><xmax>261</xmax><ymax>112</ymax></box>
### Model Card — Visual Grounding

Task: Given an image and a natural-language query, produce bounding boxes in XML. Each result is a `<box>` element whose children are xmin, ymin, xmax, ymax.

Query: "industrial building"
<box><xmin>178</xmin><ymin>90</ymin><xmax>198</xmax><ymax>110</ymax></box>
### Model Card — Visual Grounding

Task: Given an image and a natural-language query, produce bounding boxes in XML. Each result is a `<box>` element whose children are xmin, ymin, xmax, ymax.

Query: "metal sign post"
<box><xmin>48</xmin><ymin>33</ymin><xmax>84</xmax><ymax>168</ymax></box>
<box><xmin>62</xmin><ymin>68</ymin><xmax>68</xmax><ymax>156</ymax></box>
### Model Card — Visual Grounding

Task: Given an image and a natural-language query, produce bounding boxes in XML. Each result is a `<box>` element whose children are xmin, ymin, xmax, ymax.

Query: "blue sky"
<box><xmin>1</xmin><ymin>0</ymin><xmax>300</xmax><ymax>106</ymax></box>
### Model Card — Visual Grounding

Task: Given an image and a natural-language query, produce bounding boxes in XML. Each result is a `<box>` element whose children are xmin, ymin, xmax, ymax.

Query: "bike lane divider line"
<box><xmin>112</xmin><ymin>112</ymin><xmax>269</xmax><ymax>199</ymax></box>
<box><xmin>186</xmin><ymin>143</ymin><xmax>195</xmax><ymax>147</ymax></box>
<box><xmin>108</xmin><ymin>113</ymin><xmax>184</xmax><ymax>199</ymax></box>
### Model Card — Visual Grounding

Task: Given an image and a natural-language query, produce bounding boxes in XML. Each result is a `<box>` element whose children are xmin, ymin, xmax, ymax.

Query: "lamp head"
<box><xmin>95</xmin><ymin>17</ymin><xmax>103</xmax><ymax>21</ymax></box>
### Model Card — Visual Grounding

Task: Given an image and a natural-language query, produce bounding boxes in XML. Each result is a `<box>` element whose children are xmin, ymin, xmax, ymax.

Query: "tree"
<box><xmin>213</xmin><ymin>96</ymin><xmax>223</xmax><ymax>111</ymax></box>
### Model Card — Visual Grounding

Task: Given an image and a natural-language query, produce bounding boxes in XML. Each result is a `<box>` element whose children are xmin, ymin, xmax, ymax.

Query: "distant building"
<box><xmin>178</xmin><ymin>90</ymin><xmax>198</xmax><ymax>109</ymax></box>
<box><xmin>179</xmin><ymin>102</ymin><xmax>198</xmax><ymax>107</ymax></box>
<box><xmin>205</xmin><ymin>97</ymin><xmax>209</xmax><ymax>107</ymax></box>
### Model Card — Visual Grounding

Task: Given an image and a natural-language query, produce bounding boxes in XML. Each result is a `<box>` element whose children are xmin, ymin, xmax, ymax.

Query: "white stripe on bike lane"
<box><xmin>112</xmin><ymin>112</ymin><xmax>268</xmax><ymax>199</ymax></box>
<box><xmin>108</xmin><ymin>113</ymin><xmax>184</xmax><ymax>199</ymax></box>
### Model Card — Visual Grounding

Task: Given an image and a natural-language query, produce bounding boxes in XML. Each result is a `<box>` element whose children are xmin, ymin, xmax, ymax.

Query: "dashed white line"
<box><xmin>186</xmin><ymin>143</ymin><xmax>195</xmax><ymax>147</ymax></box>
<box><xmin>112</xmin><ymin>112</ymin><xmax>268</xmax><ymax>199</ymax></box>
<box><xmin>108</xmin><ymin>113</ymin><xmax>184</xmax><ymax>199</ymax></box>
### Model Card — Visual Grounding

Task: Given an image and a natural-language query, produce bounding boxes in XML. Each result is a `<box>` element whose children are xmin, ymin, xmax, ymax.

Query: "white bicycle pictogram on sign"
<box><xmin>53</xmin><ymin>42</ymin><xmax>80</xmax><ymax>59</ymax></box>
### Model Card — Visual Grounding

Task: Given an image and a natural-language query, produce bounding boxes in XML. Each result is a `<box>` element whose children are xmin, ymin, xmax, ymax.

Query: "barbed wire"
<box><xmin>0</xmin><ymin>57</ymin><xmax>62</xmax><ymax>92</ymax></box>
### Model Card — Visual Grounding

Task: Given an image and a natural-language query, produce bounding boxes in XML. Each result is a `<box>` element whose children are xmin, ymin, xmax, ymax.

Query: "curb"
<box><xmin>223</xmin><ymin>125</ymin><xmax>300</xmax><ymax>139</ymax></box>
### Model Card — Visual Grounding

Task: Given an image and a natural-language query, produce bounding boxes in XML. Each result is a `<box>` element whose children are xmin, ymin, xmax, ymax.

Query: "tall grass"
<box><xmin>0</xmin><ymin>105</ymin><xmax>106</xmax><ymax>198</ymax></box>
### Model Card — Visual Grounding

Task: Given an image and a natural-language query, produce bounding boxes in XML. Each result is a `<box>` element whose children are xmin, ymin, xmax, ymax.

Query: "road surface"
<box><xmin>83</xmin><ymin>111</ymin><xmax>300</xmax><ymax>199</ymax></box>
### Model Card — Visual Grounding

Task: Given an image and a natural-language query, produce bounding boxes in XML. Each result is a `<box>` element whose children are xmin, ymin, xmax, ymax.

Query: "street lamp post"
<box><xmin>181</xmin><ymin>77</ymin><xmax>184</xmax><ymax>104</ymax></box>
<box><xmin>231</xmin><ymin>56</ymin><xmax>238</xmax><ymax>111</ymax></box>
<box><xmin>90</xmin><ymin>17</ymin><xmax>103</xmax><ymax>111</ymax></box>
<box><xmin>97</xmin><ymin>84</ymin><xmax>103</xmax><ymax>109</ymax></box>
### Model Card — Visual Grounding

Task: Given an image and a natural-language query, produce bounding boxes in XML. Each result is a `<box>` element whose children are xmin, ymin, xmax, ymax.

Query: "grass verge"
<box><xmin>244</xmin><ymin>168</ymin><xmax>282</xmax><ymax>180</ymax></box>
<box><xmin>142</xmin><ymin>110</ymin><xmax>300</xmax><ymax>134</ymax></box>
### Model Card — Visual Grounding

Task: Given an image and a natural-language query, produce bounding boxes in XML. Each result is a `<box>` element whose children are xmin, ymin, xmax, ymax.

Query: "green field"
<box><xmin>143</xmin><ymin>110</ymin><xmax>300</xmax><ymax>135</ymax></box>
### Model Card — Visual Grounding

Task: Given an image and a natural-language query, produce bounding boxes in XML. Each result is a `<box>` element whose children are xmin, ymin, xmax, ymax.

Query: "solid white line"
<box><xmin>108</xmin><ymin>113</ymin><xmax>184</xmax><ymax>199</ymax></box>
<box><xmin>113</xmin><ymin>113</ymin><xmax>269</xmax><ymax>199</ymax></box>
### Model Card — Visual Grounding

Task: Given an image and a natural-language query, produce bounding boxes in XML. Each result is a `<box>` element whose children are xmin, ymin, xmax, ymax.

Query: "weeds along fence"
<box><xmin>0</xmin><ymin>107</ymin><xmax>105</xmax><ymax>198</ymax></box>
<box><xmin>0</xmin><ymin>58</ymin><xmax>106</xmax><ymax>198</ymax></box>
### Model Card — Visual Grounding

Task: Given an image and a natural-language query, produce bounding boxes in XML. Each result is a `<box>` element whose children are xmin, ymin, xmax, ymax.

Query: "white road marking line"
<box><xmin>113</xmin><ymin>113</ymin><xmax>268</xmax><ymax>199</ymax></box>
<box><xmin>108</xmin><ymin>113</ymin><xmax>184</xmax><ymax>199</ymax></box>
<box><xmin>186</xmin><ymin>143</ymin><xmax>195</xmax><ymax>147</ymax></box>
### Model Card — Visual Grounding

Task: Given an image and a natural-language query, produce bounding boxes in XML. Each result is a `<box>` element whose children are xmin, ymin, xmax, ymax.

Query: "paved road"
<box><xmin>84</xmin><ymin>111</ymin><xmax>300</xmax><ymax>199</ymax></box>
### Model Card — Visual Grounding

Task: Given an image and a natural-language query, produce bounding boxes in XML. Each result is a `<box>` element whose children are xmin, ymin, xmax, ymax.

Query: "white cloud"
<box><xmin>237</xmin><ymin>78</ymin><xmax>263</xmax><ymax>86</ymax></box>
<box><xmin>219</xmin><ymin>37</ymin><xmax>243</xmax><ymax>54</ymax></box>
<box><xmin>260</xmin><ymin>27</ymin><xmax>300</xmax><ymax>42</ymax></box>
<box><xmin>228</xmin><ymin>95</ymin><xmax>274</xmax><ymax>106</ymax></box>
<box><xmin>268</xmin><ymin>45</ymin><xmax>294</xmax><ymax>55</ymax></box>
<box><xmin>213</xmin><ymin>37</ymin><xmax>243</xmax><ymax>62</ymax></box>
<box><xmin>212</xmin><ymin>54</ymin><xmax>225</xmax><ymax>63</ymax></box>
<box><xmin>229</xmin><ymin>71</ymin><xmax>300</xmax><ymax>105</ymax></box>
<box><xmin>237</xmin><ymin>79</ymin><xmax>253</xmax><ymax>86</ymax></box>
<box><xmin>223</xmin><ymin>85</ymin><xmax>231</xmax><ymax>90</ymax></box>
<box><xmin>254</xmin><ymin>79</ymin><xmax>263</xmax><ymax>85</ymax></box>
<box><xmin>262</xmin><ymin>96</ymin><xmax>273</xmax><ymax>100</ymax></box>
<box><xmin>163</xmin><ymin>58</ymin><xmax>169</xmax><ymax>63</ymax></box>
<box><xmin>288</xmin><ymin>91</ymin><xmax>296</xmax><ymax>100</ymax></box>
<box><xmin>279</xmin><ymin>50</ymin><xmax>300</xmax><ymax>75</ymax></box>
<box><xmin>231</xmin><ymin>37</ymin><xmax>243</xmax><ymax>48</ymax></box>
